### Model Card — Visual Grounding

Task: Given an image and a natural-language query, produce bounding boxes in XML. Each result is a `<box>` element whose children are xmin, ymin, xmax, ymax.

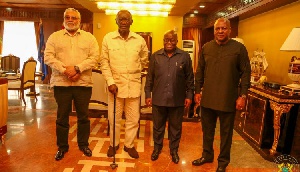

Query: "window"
<box><xmin>2</xmin><ymin>21</ymin><xmax>39</xmax><ymax>71</ymax></box>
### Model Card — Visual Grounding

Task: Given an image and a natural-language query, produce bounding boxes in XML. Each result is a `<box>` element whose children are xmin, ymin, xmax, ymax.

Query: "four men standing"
<box><xmin>44</xmin><ymin>7</ymin><xmax>251</xmax><ymax>171</ymax></box>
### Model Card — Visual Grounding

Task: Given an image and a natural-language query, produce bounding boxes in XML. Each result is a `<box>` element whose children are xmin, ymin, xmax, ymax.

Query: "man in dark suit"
<box><xmin>145</xmin><ymin>30</ymin><xmax>194</xmax><ymax>164</ymax></box>
<box><xmin>192</xmin><ymin>18</ymin><xmax>251</xmax><ymax>172</ymax></box>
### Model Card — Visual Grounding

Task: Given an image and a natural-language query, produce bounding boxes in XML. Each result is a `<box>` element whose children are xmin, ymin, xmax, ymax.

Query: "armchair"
<box><xmin>8</xmin><ymin>60</ymin><xmax>37</xmax><ymax>105</ymax></box>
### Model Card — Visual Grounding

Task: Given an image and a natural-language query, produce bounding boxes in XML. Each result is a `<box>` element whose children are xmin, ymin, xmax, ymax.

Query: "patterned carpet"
<box><xmin>1</xmin><ymin>84</ymin><xmax>293</xmax><ymax>171</ymax></box>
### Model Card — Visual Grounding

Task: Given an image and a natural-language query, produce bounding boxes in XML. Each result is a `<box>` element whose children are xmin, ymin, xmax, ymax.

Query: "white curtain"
<box><xmin>2</xmin><ymin>21</ymin><xmax>38</xmax><ymax>71</ymax></box>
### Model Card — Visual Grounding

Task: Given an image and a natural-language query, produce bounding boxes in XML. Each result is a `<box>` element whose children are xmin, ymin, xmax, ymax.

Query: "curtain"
<box><xmin>80</xmin><ymin>23</ymin><xmax>93</xmax><ymax>33</ymax></box>
<box><xmin>2</xmin><ymin>21</ymin><xmax>38</xmax><ymax>70</ymax></box>
<box><xmin>182</xmin><ymin>27</ymin><xmax>201</xmax><ymax>72</ymax></box>
<box><xmin>0</xmin><ymin>21</ymin><xmax>4</xmax><ymax>55</ymax></box>
<box><xmin>34</xmin><ymin>21</ymin><xmax>40</xmax><ymax>50</ymax></box>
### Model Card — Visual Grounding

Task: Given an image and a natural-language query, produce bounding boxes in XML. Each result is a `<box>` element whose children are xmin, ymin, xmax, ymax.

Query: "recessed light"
<box><xmin>199</xmin><ymin>5</ymin><xmax>205</xmax><ymax>8</ymax></box>
<box><xmin>194</xmin><ymin>10</ymin><xmax>198</xmax><ymax>14</ymax></box>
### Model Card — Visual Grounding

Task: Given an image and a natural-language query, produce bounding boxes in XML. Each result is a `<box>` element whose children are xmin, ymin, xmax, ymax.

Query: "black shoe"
<box><xmin>80</xmin><ymin>147</ymin><xmax>92</xmax><ymax>157</ymax></box>
<box><xmin>216</xmin><ymin>166</ymin><xmax>226</xmax><ymax>172</ymax></box>
<box><xmin>107</xmin><ymin>144</ymin><xmax>119</xmax><ymax>157</ymax></box>
<box><xmin>124</xmin><ymin>146</ymin><xmax>139</xmax><ymax>159</ymax></box>
<box><xmin>192</xmin><ymin>157</ymin><xmax>213</xmax><ymax>166</ymax></box>
<box><xmin>55</xmin><ymin>150</ymin><xmax>67</xmax><ymax>161</ymax></box>
<box><xmin>170</xmin><ymin>151</ymin><xmax>179</xmax><ymax>164</ymax></box>
<box><xmin>151</xmin><ymin>149</ymin><xmax>161</xmax><ymax>161</ymax></box>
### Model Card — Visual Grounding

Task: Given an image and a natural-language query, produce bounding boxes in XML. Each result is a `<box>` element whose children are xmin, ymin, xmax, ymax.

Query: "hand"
<box><xmin>184</xmin><ymin>99</ymin><xmax>192</xmax><ymax>108</ymax></box>
<box><xmin>236</xmin><ymin>97</ymin><xmax>246</xmax><ymax>110</ymax></box>
<box><xmin>63</xmin><ymin>65</ymin><xmax>77</xmax><ymax>78</ymax></box>
<box><xmin>145</xmin><ymin>98</ymin><xmax>152</xmax><ymax>107</ymax></box>
<box><xmin>69</xmin><ymin>73</ymin><xmax>81</xmax><ymax>82</ymax></box>
<box><xmin>194</xmin><ymin>93</ymin><xmax>202</xmax><ymax>105</ymax></box>
<box><xmin>108</xmin><ymin>84</ymin><xmax>118</xmax><ymax>94</ymax></box>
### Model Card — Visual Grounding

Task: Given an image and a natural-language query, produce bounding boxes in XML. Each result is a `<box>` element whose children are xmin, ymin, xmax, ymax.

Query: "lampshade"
<box><xmin>279</xmin><ymin>27</ymin><xmax>300</xmax><ymax>92</ymax></box>
<box><xmin>232</xmin><ymin>37</ymin><xmax>244</xmax><ymax>44</ymax></box>
<box><xmin>280</xmin><ymin>27</ymin><xmax>300</xmax><ymax>51</ymax></box>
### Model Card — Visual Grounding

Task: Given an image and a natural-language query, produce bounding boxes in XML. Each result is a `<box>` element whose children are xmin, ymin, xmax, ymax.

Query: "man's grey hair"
<box><xmin>64</xmin><ymin>8</ymin><xmax>81</xmax><ymax>19</ymax></box>
<box><xmin>116</xmin><ymin>10</ymin><xmax>132</xmax><ymax>21</ymax></box>
<box><xmin>214</xmin><ymin>17</ymin><xmax>231</xmax><ymax>28</ymax></box>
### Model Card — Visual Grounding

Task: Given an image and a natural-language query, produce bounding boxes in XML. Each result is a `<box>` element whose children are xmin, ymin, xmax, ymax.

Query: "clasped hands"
<box><xmin>63</xmin><ymin>66</ymin><xmax>80</xmax><ymax>82</ymax></box>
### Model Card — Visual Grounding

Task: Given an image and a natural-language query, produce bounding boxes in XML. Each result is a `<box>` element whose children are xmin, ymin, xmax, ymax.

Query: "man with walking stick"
<box><xmin>100</xmin><ymin>10</ymin><xmax>148</xmax><ymax>160</ymax></box>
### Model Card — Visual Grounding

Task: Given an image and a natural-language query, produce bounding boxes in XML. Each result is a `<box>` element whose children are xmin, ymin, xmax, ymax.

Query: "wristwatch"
<box><xmin>74</xmin><ymin>66</ymin><xmax>80</xmax><ymax>73</ymax></box>
<box><xmin>240</xmin><ymin>94</ymin><xmax>247</xmax><ymax>99</ymax></box>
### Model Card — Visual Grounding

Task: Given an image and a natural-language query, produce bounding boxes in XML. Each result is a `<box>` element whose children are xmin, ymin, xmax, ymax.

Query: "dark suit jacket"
<box><xmin>195</xmin><ymin>39</ymin><xmax>251</xmax><ymax>112</ymax></box>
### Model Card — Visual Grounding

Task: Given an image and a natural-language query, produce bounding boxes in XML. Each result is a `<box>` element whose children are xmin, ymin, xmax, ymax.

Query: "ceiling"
<box><xmin>0</xmin><ymin>0</ymin><xmax>229</xmax><ymax>17</ymax></box>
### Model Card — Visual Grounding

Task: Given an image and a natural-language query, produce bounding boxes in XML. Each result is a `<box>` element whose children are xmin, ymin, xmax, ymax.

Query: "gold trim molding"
<box><xmin>249</xmin><ymin>87</ymin><xmax>300</xmax><ymax>104</ymax></box>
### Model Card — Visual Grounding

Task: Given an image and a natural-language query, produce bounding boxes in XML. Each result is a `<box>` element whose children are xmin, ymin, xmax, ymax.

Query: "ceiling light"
<box><xmin>199</xmin><ymin>5</ymin><xmax>205</xmax><ymax>8</ymax></box>
<box><xmin>105</xmin><ymin>9</ymin><xmax>169</xmax><ymax>17</ymax></box>
<box><xmin>97</xmin><ymin>2</ymin><xmax>173</xmax><ymax>11</ymax></box>
<box><xmin>94</xmin><ymin>0</ymin><xmax>176</xmax><ymax>17</ymax></box>
<box><xmin>91</xmin><ymin>0</ymin><xmax>176</xmax><ymax>3</ymax></box>
<box><xmin>193</xmin><ymin>10</ymin><xmax>199</xmax><ymax>14</ymax></box>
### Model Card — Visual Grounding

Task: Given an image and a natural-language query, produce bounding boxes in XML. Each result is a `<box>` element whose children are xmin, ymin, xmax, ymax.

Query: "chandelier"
<box><xmin>90</xmin><ymin>0</ymin><xmax>176</xmax><ymax>17</ymax></box>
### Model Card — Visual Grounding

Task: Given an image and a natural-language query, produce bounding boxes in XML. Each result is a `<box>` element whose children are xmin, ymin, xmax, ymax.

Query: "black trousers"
<box><xmin>152</xmin><ymin>105</ymin><xmax>184</xmax><ymax>152</ymax></box>
<box><xmin>54</xmin><ymin>86</ymin><xmax>92</xmax><ymax>151</ymax></box>
<box><xmin>201</xmin><ymin>106</ymin><xmax>236</xmax><ymax>167</ymax></box>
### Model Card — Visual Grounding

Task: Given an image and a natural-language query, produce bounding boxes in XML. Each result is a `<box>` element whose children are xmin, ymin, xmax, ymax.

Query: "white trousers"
<box><xmin>108</xmin><ymin>93</ymin><xmax>140</xmax><ymax>148</ymax></box>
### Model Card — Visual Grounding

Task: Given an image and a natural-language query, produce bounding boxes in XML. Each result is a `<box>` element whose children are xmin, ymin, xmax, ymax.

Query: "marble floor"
<box><xmin>0</xmin><ymin>84</ymin><xmax>282</xmax><ymax>172</ymax></box>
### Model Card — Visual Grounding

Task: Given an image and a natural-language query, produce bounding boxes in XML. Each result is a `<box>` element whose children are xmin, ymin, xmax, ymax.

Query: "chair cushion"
<box><xmin>7</xmin><ymin>81</ymin><xmax>21</xmax><ymax>89</ymax></box>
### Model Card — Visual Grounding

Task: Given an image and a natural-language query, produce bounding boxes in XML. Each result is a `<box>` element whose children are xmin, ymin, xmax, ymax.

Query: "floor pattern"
<box><xmin>0</xmin><ymin>84</ymin><xmax>291</xmax><ymax>171</ymax></box>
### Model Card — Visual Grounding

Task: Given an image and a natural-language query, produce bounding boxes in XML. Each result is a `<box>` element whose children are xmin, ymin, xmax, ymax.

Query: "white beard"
<box><xmin>64</xmin><ymin>22</ymin><xmax>80</xmax><ymax>32</ymax></box>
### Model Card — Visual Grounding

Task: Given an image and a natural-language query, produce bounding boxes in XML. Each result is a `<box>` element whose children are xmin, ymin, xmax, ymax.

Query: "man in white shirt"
<box><xmin>44</xmin><ymin>8</ymin><xmax>99</xmax><ymax>161</ymax></box>
<box><xmin>100</xmin><ymin>10</ymin><xmax>148</xmax><ymax>159</ymax></box>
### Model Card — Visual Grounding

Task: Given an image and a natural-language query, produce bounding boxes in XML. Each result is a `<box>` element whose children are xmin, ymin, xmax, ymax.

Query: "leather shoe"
<box><xmin>124</xmin><ymin>146</ymin><xmax>139</xmax><ymax>159</ymax></box>
<box><xmin>80</xmin><ymin>147</ymin><xmax>92</xmax><ymax>157</ymax></box>
<box><xmin>107</xmin><ymin>144</ymin><xmax>119</xmax><ymax>157</ymax></box>
<box><xmin>55</xmin><ymin>150</ymin><xmax>67</xmax><ymax>161</ymax></box>
<box><xmin>170</xmin><ymin>151</ymin><xmax>179</xmax><ymax>164</ymax></box>
<box><xmin>151</xmin><ymin>149</ymin><xmax>161</xmax><ymax>161</ymax></box>
<box><xmin>216</xmin><ymin>166</ymin><xmax>226</xmax><ymax>172</ymax></box>
<box><xmin>192</xmin><ymin>157</ymin><xmax>213</xmax><ymax>166</ymax></box>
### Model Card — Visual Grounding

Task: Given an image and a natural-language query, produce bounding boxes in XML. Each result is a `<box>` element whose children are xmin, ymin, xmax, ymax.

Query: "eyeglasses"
<box><xmin>64</xmin><ymin>16</ymin><xmax>79</xmax><ymax>20</ymax></box>
<box><xmin>117</xmin><ymin>18</ymin><xmax>131</xmax><ymax>23</ymax></box>
<box><xmin>163</xmin><ymin>39</ymin><xmax>177</xmax><ymax>43</ymax></box>
<box><xmin>215</xmin><ymin>27</ymin><xmax>229</xmax><ymax>31</ymax></box>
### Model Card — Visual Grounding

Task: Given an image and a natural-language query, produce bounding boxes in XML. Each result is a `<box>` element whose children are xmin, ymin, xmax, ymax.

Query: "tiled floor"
<box><xmin>0</xmin><ymin>84</ymin><xmax>285</xmax><ymax>171</ymax></box>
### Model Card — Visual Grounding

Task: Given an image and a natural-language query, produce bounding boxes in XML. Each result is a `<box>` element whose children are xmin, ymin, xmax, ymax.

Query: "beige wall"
<box><xmin>92</xmin><ymin>13</ymin><xmax>183</xmax><ymax>55</ymax></box>
<box><xmin>239</xmin><ymin>1</ymin><xmax>300</xmax><ymax>85</ymax></box>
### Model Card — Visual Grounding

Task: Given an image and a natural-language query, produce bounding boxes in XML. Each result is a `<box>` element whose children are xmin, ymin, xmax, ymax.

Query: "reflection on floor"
<box><xmin>0</xmin><ymin>84</ymin><xmax>279</xmax><ymax>172</ymax></box>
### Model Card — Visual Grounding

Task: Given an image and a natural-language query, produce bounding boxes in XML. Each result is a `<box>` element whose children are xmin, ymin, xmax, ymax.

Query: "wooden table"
<box><xmin>234</xmin><ymin>85</ymin><xmax>300</xmax><ymax>162</ymax></box>
<box><xmin>0</xmin><ymin>78</ymin><xmax>8</xmax><ymax>144</ymax></box>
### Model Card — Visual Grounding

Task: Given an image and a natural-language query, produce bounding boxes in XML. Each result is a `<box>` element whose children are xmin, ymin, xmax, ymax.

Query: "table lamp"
<box><xmin>280</xmin><ymin>27</ymin><xmax>300</xmax><ymax>92</ymax></box>
<box><xmin>232</xmin><ymin>37</ymin><xmax>244</xmax><ymax>44</ymax></box>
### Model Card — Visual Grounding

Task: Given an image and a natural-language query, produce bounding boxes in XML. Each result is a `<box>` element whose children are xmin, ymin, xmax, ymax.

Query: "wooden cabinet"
<box><xmin>234</xmin><ymin>85</ymin><xmax>300</xmax><ymax>162</ymax></box>
<box><xmin>243</xmin><ymin>92</ymin><xmax>268</xmax><ymax>146</ymax></box>
<box><xmin>0</xmin><ymin>78</ymin><xmax>8</xmax><ymax>144</ymax></box>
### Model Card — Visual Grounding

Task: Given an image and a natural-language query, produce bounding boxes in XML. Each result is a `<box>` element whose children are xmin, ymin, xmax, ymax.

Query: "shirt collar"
<box><xmin>63</xmin><ymin>29</ymin><xmax>81</xmax><ymax>36</ymax></box>
<box><xmin>158</xmin><ymin>47</ymin><xmax>181</xmax><ymax>56</ymax></box>
<box><xmin>111</xmin><ymin>30</ymin><xmax>137</xmax><ymax>39</ymax></box>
